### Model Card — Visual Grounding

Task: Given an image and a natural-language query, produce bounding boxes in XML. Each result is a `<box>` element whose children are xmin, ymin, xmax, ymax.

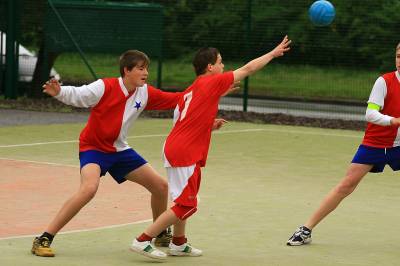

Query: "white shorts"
<box><xmin>166</xmin><ymin>163</ymin><xmax>201</xmax><ymax>207</ymax></box>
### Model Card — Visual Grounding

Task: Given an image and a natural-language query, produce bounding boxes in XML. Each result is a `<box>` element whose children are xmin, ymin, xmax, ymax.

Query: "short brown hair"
<box><xmin>119</xmin><ymin>50</ymin><xmax>150</xmax><ymax>77</ymax></box>
<box><xmin>192</xmin><ymin>47</ymin><xmax>220</xmax><ymax>76</ymax></box>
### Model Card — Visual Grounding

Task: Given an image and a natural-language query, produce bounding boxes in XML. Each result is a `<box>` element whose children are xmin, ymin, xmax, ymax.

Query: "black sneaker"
<box><xmin>287</xmin><ymin>226</ymin><xmax>312</xmax><ymax>246</ymax></box>
<box><xmin>154</xmin><ymin>227</ymin><xmax>172</xmax><ymax>247</ymax></box>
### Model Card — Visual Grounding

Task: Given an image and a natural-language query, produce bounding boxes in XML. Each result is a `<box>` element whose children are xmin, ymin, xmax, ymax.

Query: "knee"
<box><xmin>335</xmin><ymin>179</ymin><xmax>357</xmax><ymax>197</ymax></box>
<box><xmin>79</xmin><ymin>185</ymin><xmax>98</xmax><ymax>200</ymax></box>
<box><xmin>153</xmin><ymin>178</ymin><xmax>168</xmax><ymax>197</ymax></box>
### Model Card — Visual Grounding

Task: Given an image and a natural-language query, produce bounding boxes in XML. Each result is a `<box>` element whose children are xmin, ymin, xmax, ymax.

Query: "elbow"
<box><xmin>365</xmin><ymin>109</ymin><xmax>392</xmax><ymax>126</ymax></box>
<box><xmin>245</xmin><ymin>65</ymin><xmax>257</xmax><ymax>76</ymax></box>
<box><xmin>365</xmin><ymin>108</ymin><xmax>376</xmax><ymax>123</ymax></box>
<box><xmin>365</xmin><ymin>111</ymin><xmax>372</xmax><ymax>123</ymax></box>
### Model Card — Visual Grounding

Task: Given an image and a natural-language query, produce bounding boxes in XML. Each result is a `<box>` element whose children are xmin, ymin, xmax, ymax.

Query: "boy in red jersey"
<box><xmin>287</xmin><ymin>42</ymin><xmax>400</xmax><ymax>246</ymax></box>
<box><xmin>130</xmin><ymin>36</ymin><xmax>291</xmax><ymax>260</ymax></box>
<box><xmin>31</xmin><ymin>50</ymin><xmax>181</xmax><ymax>257</ymax></box>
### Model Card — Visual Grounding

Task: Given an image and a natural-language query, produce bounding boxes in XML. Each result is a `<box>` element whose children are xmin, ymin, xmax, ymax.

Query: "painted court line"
<box><xmin>0</xmin><ymin>128</ymin><xmax>362</xmax><ymax>241</ymax></box>
<box><xmin>0</xmin><ymin>158</ymin><xmax>151</xmax><ymax>241</ymax></box>
<box><xmin>0</xmin><ymin>157</ymin><xmax>78</xmax><ymax>168</ymax></box>
<box><xmin>0</xmin><ymin>128</ymin><xmax>362</xmax><ymax>149</ymax></box>
<box><xmin>0</xmin><ymin>219</ymin><xmax>152</xmax><ymax>241</ymax></box>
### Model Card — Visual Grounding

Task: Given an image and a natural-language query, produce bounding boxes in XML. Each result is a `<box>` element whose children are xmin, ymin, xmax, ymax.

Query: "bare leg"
<box><xmin>45</xmin><ymin>164</ymin><xmax>101</xmax><ymax>235</ymax></box>
<box><xmin>144</xmin><ymin>209</ymin><xmax>179</xmax><ymax>237</ymax></box>
<box><xmin>125</xmin><ymin>163</ymin><xmax>168</xmax><ymax>221</ymax></box>
<box><xmin>130</xmin><ymin>209</ymin><xmax>179</xmax><ymax>260</ymax></box>
<box><xmin>173</xmin><ymin>218</ymin><xmax>186</xmax><ymax>237</ymax></box>
<box><xmin>304</xmin><ymin>163</ymin><xmax>372</xmax><ymax>229</ymax></box>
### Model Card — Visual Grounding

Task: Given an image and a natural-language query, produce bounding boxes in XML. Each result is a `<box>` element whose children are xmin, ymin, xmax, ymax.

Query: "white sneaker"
<box><xmin>167</xmin><ymin>242</ymin><xmax>202</xmax><ymax>257</ymax></box>
<box><xmin>287</xmin><ymin>226</ymin><xmax>312</xmax><ymax>246</ymax></box>
<box><xmin>130</xmin><ymin>239</ymin><xmax>167</xmax><ymax>260</ymax></box>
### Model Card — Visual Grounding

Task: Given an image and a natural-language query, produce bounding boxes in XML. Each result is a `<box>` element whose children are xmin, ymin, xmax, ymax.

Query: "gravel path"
<box><xmin>0</xmin><ymin>109</ymin><xmax>89</xmax><ymax>126</ymax></box>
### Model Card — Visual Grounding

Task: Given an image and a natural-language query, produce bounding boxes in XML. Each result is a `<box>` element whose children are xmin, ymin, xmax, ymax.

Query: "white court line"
<box><xmin>0</xmin><ymin>158</ymin><xmax>149</xmax><ymax>241</ymax></box>
<box><xmin>0</xmin><ymin>127</ymin><xmax>362</xmax><ymax>241</ymax></box>
<box><xmin>0</xmin><ymin>134</ymin><xmax>165</xmax><ymax>148</ymax></box>
<box><xmin>0</xmin><ymin>157</ymin><xmax>79</xmax><ymax>168</ymax></box>
<box><xmin>0</xmin><ymin>128</ymin><xmax>362</xmax><ymax>149</ymax></box>
<box><xmin>0</xmin><ymin>219</ymin><xmax>152</xmax><ymax>241</ymax></box>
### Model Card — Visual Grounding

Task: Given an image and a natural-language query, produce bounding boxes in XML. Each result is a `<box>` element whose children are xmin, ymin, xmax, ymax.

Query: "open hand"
<box><xmin>42</xmin><ymin>78</ymin><xmax>61</xmax><ymax>97</ymax></box>
<box><xmin>212</xmin><ymin>118</ymin><xmax>227</xmax><ymax>131</ymax></box>
<box><xmin>270</xmin><ymin>35</ymin><xmax>291</xmax><ymax>58</ymax></box>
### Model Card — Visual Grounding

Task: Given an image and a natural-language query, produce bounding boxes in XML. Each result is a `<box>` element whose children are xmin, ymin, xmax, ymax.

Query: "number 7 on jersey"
<box><xmin>179</xmin><ymin>91</ymin><xmax>193</xmax><ymax>121</ymax></box>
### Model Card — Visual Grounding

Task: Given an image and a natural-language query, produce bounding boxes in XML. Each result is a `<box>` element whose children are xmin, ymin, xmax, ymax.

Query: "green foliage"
<box><xmin>16</xmin><ymin>0</ymin><xmax>400</xmax><ymax>71</ymax></box>
<box><xmin>132</xmin><ymin>0</ymin><xmax>400</xmax><ymax>70</ymax></box>
<box><xmin>8</xmin><ymin>0</ymin><xmax>400</xmax><ymax>101</ymax></box>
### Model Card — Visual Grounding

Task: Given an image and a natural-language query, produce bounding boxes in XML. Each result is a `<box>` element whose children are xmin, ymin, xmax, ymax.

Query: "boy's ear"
<box><xmin>206</xmin><ymin>63</ymin><xmax>213</xmax><ymax>72</ymax></box>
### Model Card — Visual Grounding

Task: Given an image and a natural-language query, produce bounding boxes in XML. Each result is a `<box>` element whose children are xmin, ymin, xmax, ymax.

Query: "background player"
<box><xmin>287</xmin><ymin>42</ymin><xmax>400</xmax><ymax>246</ymax></box>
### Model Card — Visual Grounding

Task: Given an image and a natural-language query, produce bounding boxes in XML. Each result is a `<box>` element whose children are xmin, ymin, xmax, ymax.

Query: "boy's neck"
<box><xmin>198</xmin><ymin>71</ymin><xmax>214</xmax><ymax>78</ymax></box>
<box><xmin>122</xmin><ymin>78</ymin><xmax>137</xmax><ymax>93</ymax></box>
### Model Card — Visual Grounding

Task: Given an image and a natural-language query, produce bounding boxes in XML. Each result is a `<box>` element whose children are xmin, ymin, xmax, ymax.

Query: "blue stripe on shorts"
<box><xmin>79</xmin><ymin>149</ymin><xmax>147</xmax><ymax>183</ymax></box>
<box><xmin>351</xmin><ymin>144</ymin><xmax>400</xmax><ymax>173</ymax></box>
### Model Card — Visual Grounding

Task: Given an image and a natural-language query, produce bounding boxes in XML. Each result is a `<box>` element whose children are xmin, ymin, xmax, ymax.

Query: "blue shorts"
<box><xmin>351</xmin><ymin>145</ymin><xmax>400</xmax><ymax>173</ymax></box>
<box><xmin>79</xmin><ymin>149</ymin><xmax>147</xmax><ymax>184</ymax></box>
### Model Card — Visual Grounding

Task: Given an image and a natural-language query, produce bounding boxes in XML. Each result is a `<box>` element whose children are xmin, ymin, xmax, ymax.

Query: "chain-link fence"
<box><xmin>2</xmin><ymin>0</ymin><xmax>400</xmax><ymax>119</ymax></box>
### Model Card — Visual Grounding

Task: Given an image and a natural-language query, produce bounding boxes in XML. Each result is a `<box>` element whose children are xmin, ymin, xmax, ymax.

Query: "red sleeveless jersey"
<box><xmin>362</xmin><ymin>71</ymin><xmax>400</xmax><ymax>148</ymax></box>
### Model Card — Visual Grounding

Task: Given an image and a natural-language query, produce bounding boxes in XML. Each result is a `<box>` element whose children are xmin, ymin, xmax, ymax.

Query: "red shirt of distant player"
<box><xmin>362</xmin><ymin>71</ymin><xmax>400</xmax><ymax>147</ymax></box>
<box><xmin>164</xmin><ymin>71</ymin><xmax>234</xmax><ymax>167</ymax></box>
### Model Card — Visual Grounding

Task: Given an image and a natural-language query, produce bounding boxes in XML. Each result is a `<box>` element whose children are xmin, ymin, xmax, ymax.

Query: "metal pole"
<box><xmin>157</xmin><ymin>58</ymin><xmax>162</xmax><ymax>90</ymax></box>
<box><xmin>156</xmin><ymin>9</ymin><xmax>163</xmax><ymax>90</ymax></box>
<box><xmin>5</xmin><ymin>0</ymin><xmax>18</xmax><ymax>99</ymax></box>
<box><xmin>47</xmin><ymin>0</ymin><xmax>97</xmax><ymax>80</ymax></box>
<box><xmin>243</xmin><ymin>0</ymin><xmax>252</xmax><ymax>112</ymax></box>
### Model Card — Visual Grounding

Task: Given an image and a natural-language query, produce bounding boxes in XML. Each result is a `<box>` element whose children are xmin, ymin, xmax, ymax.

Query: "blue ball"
<box><xmin>309</xmin><ymin>0</ymin><xmax>335</xmax><ymax>26</ymax></box>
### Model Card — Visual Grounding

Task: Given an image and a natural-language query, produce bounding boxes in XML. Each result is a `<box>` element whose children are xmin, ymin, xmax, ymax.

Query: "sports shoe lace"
<box><xmin>40</xmin><ymin>238</ymin><xmax>51</xmax><ymax>248</ymax></box>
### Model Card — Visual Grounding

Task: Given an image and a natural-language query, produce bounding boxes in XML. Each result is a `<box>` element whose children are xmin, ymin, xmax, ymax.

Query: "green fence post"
<box><xmin>243</xmin><ymin>0</ymin><xmax>252</xmax><ymax>112</ymax></box>
<box><xmin>4</xmin><ymin>0</ymin><xmax>18</xmax><ymax>99</ymax></box>
<box><xmin>157</xmin><ymin>57</ymin><xmax>162</xmax><ymax>90</ymax></box>
<box><xmin>157</xmin><ymin>7</ymin><xmax>164</xmax><ymax>90</ymax></box>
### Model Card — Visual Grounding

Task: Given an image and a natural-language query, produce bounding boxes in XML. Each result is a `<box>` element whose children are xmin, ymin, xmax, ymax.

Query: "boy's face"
<box><xmin>209</xmin><ymin>54</ymin><xmax>224</xmax><ymax>74</ymax></box>
<box><xmin>125</xmin><ymin>62</ymin><xmax>149</xmax><ymax>87</ymax></box>
<box><xmin>396</xmin><ymin>49</ymin><xmax>400</xmax><ymax>72</ymax></box>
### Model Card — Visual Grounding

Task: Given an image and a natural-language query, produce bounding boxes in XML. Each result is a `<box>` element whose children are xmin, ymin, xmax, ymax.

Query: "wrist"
<box><xmin>270</xmin><ymin>52</ymin><xmax>276</xmax><ymax>59</ymax></box>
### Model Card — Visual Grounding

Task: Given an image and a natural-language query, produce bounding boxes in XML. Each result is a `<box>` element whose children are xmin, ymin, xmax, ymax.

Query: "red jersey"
<box><xmin>164</xmin><ymin>71</ymin><xmax>234</xmax><ymax>167</ymax></box>
<box><xmin>362</xmin><ymin>71</ymin><xmax>400</xmax><ymax>147</ymax></box>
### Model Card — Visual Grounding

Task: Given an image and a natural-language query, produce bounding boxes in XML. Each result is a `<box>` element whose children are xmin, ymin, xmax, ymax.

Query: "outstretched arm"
<box><xmin>42</xmin><ymin>78</ymin><xmax>104</xmax><ymax>108</ymax></box>
<box><xmin>233</xmin><ymin>35</ymin><xmax>291</xmax><ymax>82</ymax></box>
